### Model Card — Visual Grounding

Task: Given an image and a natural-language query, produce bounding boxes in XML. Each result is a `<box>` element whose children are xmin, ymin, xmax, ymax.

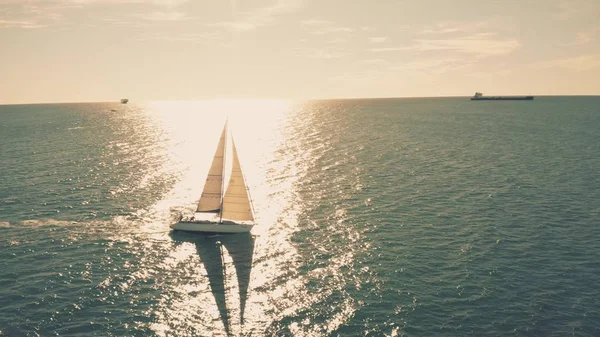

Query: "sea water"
<box><xmin>1</xmin><ymin>97</ymin><xmax>599</xmax><ymax>336</ymax></box>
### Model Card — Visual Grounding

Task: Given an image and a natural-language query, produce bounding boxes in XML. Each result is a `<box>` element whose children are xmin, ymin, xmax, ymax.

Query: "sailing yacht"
<box><xmin>170</xmin><ymin>121</ymin><xmax>256</xmax><ymax>234</ymax></box>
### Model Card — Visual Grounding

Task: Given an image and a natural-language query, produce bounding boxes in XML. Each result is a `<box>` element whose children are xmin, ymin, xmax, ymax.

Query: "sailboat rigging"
<box><xmin>171</xmin><ymin>120</ymin><xmax>255</xmax><ymax>234</ymax></box>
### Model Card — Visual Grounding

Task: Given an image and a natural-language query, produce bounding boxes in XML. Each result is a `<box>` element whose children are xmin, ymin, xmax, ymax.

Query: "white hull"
<box><xmin>170</xmin><ymin>220</ymin><xmax>254</xmax><ymax>234</ymax></box>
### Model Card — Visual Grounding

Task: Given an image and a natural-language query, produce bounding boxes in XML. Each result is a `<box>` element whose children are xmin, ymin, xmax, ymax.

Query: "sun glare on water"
<box><xmin>116</xmin><ymin>99</ymin><xmax>338</xmax><ymax>336</ymax></box>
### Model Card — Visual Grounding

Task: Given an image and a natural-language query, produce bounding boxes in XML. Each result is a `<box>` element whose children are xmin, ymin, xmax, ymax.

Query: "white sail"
<box><xmin>196</xmin><ymin>123</ymin><xmax>227</xmax><ymax>212</ymax></box>
<box><xmin>221</xmin><ymin>139</ymin><xmax>254</xmax><ymax>222</ymax></box>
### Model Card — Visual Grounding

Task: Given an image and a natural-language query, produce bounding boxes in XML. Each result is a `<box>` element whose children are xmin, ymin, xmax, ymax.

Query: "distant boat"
<box><xmin>120</xmin><ymin>98</ymin><xmax>129</xmax><ymax>104</ymax></box>
<box><xmin>171</xmin><ymin>120</ymin><xmax>256</xmax><ymax>234</ymax></box>
<box><xmin>471</xmin><ymin>92</ymin><xmax>533</xmax><ymax>101</ymax></box>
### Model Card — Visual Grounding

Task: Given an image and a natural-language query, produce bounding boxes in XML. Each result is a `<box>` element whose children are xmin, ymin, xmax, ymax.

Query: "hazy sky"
<box><xmin>1</xmin><ymin>0</ymin><xmax>599</xmax><ymax>103</ymax></box>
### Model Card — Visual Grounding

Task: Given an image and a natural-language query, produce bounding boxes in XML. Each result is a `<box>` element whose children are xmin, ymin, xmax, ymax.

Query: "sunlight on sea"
<box><xmin>111</xmin><ymin>100</ymin><xmax>354</xmax><ymax>336</ymax></box>
<box><xmin>3</xmin><ymin>97</ymin><xmax>599</xmax><ymax>336</ymax></box>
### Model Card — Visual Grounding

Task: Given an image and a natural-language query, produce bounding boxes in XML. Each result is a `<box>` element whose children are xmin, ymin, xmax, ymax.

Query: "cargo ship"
<box><xmin>471</xmin><ymin>92</ymin><xmax>533</xmax><ymax>101</ymax></box>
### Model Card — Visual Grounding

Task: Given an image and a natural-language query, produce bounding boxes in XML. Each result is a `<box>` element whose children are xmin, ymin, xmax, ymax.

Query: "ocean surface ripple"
<box><xmin>1</xmin><ymin>97</ymin><xmax>599</xmax><ymax>336</ymax></box>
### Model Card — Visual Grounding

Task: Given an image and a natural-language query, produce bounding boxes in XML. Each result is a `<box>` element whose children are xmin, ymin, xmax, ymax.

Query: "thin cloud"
<box><xmin>555</xmin><ymin>0</ymin><xmax>600</xmax><ymax>20</ymax></box>
<box><xmin>328</xmin><ymin>37</ymin><xmax>347</xmax><ymax>44</ymax></box>
<box><xmin>562</xmin><ymin>27</ymin><xmax>599</xmax><ymax>46</ymax></box>
<box><xmin>536</xmin><ymin>54</ymin><xmax>600</xmax><ymax>71</ymax></box>
<box><xmin>295</xmin><ymin>46</ymin><xmax>345</xmax><ymax>59</ymax></box>
<box><xmin>422</xmin><ymin>21</ymin><xmax>481</xmax><ymax>35</ymax></box>
<box><xmin>0</xmin><ymin>3</ymin><xmax>61</xmax><ymax>29</ymax></box>
<box><xmin>421</xmin><ymin>18</ymin><xmax>517</xmax><ymax>36</ymax></box>
<box><xmin>0</xmin><ymin>0</ymin><xmax>189</xmax><ymax>5</ymax></box>
<box><xmin>309</xmin><ymin>26</ymin><xmax>353</xmax><ymax>35</ymax></box>
<box><xmin>136</xmin><ymin>32</ymin><xmax>225</xmax><ymax>45</ymax></box>
<box><xmin>328</xmin><ymin>69</ymin><xmax>388</xmax><ymax>83</ymax></box>
<box><xmin>300</xmin><ymin>19</ymin><xmax>330</xmax><ymax>26</ymax></box>
<box><xmin>307</xmin><ymin>50</ymin><xmax>344</xmax><ymax>59</ymax></box>
<box><xmin>328</xmin><ymin>58</ymin><xmax>472</xmax><ymax>83</ymax></box>
<box><xmin>206</xmin><ymin>21</ymin><xmax>260</xmax><ymax>32</ymax></box>
<box><xmin>389</xmin><ymin>58</ymin><xmax>472</xmax><ymax>74</ymax></box>
<box><xmin>302</xmin><ymin>22</ymin><xmax>354</xmax><ymax>35</ymax></box>
<box><xmin>467</xmin><ymin>69</ymin><xmax>512</xmax><ymax>79</ymax></box>
<box><xmin>0</xmin><ymin>0</ymin><xmax>190</xmax><ymax>29</ymax></box>
<box><xmin>575</xmin><ymin>32</ymin><xmax>593</xmax><ymax>44</ymax></box>
<box><xmin>422</xmin><ymin>27</ymin><xmax>461</xmax><ymax>34</ymax></box>
<box><xmin>208</xmin><ymin>0</ymin><xmax>302</xmax><ymax>33</ymax></box>
<box><xmin>0</xmin><ymin>18</ymin><xmax>45</xmax><ymax>28</ymax></box>
<box><xmin>132</xmin><ymin>11</ymin><xmax>186</xmax><ymax>21</ymax></box>
<box><xmin>360</xmin><ymin>59</ymin><xmax>390</xmax><ymax>65</ymax></box>
<box><xmin>369</xmin><ymin>37</ymin><xmax>388</xmax><ymax>44</ymax></box>
<box><xmin>371</xmin><ymin>35</ymin><xmax>521</xmax><ymax>57</ymax></box>
<box><xmin>149</xmin><ymin>0</ymin><xmax>188</xmax><ymax>6</ymax></box>
<box><xmin>370</xmin><ymin>47</ymin><xmax>410</xmax><ymax>52</ymax></box>
<box><xmin>415</xmin><ymin>37</ymin><xmax>520</xmax><ymax>56</ymax></box>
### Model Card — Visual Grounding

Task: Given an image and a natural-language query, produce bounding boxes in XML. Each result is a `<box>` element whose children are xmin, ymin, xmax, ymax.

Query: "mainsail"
<box><xmin>196</xmin><ymin>123</ymin><xmax>227</xmax><ymax>212</ymax></box>
<box><xmin>221</xmin><ymin>139</ymin><xmax>254</xmax><ymax>222</ymax></box>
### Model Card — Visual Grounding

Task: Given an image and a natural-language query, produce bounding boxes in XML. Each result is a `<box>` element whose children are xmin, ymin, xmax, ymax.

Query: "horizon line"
<box><xmin>2</xmin><ymin>94</ymin><xmax>600</xmax><ymax>106</ymax></box>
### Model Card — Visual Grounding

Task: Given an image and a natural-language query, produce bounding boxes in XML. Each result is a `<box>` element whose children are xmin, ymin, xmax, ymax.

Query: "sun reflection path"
<box><xmin>131</xmin><ymin>100</ymin><xmax>305</xmax><ymax>335</ymax></box>
<box><xmin>111</xmin><ymin>100</ymin><xmax>362</xmax><ymax>336</ymax></box>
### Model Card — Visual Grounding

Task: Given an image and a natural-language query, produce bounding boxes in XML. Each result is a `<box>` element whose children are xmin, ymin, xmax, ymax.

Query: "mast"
<box><xmin>219</xmin><ymin>119</ymin><xmax>228</xmax><ymax>223</ymax></box>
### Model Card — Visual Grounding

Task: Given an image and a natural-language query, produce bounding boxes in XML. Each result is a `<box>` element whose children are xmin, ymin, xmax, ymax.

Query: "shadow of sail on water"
<box><xmin>218</xmin><ymin>233</ymin><xmax>255</xmax><ymax>325</ymax></box>
<box><xmin>169</xmin><ymin>232</ymin><xmax>255</xmax><ymax>335</ymax></box>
